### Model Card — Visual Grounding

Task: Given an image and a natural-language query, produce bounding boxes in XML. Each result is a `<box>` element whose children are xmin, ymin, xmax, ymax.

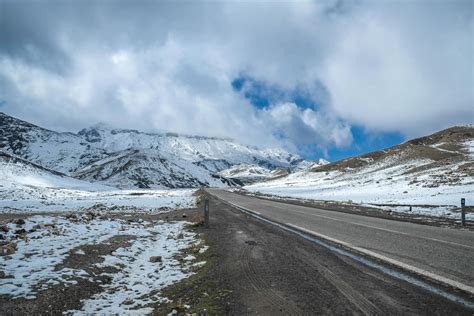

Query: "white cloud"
<box><xmin>321</xmin><ymin>0</ymin><xmax>474</xmax><ymax>137</ymax></box>
<box><xmin>0</xmin><ymin>0</ymin><xmax>472</xmax><ymax>155</ymax></box>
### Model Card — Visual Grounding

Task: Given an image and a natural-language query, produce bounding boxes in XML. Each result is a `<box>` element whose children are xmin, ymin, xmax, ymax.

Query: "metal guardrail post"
<box><xmin>204</xmin><ymin>198</ymin><xmax>210</xmax><ymax>228</ymax></box>
<box><xmin>461</xmin><ymin>198</ymin><xmax>465</xmax><ymax>226</ymax></box>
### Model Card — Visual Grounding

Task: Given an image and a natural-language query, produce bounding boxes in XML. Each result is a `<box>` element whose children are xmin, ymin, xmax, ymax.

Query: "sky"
<box><xmin>0</xmin><ymin>0</ymin><xmax>472</xmax><ymax>161</ymax></box>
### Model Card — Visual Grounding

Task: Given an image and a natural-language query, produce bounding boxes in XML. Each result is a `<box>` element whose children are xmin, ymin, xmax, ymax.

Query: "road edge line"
<box><xmin>286</xmin><ymin>223</ymin><xmax>474</xmax><ymax>296</ymax></box>
<box><xmin>208</xmin><ymin>191</ymin><xmax>474</xmax><ymax>298</ymax></box>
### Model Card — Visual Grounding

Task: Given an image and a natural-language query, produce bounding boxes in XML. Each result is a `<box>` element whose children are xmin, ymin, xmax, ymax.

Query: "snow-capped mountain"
<box><xmin>217</xmin><ymin>164</ymin><xmax>281</xmax><ymax>184</ymax></box>
<box><xmin>247</xmin><ymin>126</ymin><xmax>474</xmax><ymax>207</ymax></box>
<box><xmin>0</xmin><ymin>112</ymin><xmax>311</xmax><ymax>188</ymax></box>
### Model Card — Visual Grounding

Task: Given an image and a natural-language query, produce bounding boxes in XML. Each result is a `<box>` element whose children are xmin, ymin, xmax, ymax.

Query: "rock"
<box><xmin>122</xmin><ymin>298</ymin><xmax>134</xmax><ymax>305</ymax></box>
<box><xmin>176</xmin><ymin>233</ymin><xmax>184</xmax><ymax>239</ymax></box>
<box><xmin>0</xmin><ymin>225</ymin><xmax>8</xmax><ymax>233</ymax></box>
<box><xmin>2</xmin><ymin>242</ymin><xmax>17</xmax><ymax>255</ymax></box>
<box><xmin>85</xmin><ymin>212</ymin><xmax>96</xmax><ymax>220</ymax></box>
<box><xmin>0</xmin><ymin>270</ymin><xmax>12</xmax><ymax>279</ymax></box>
<box><xmin>149</xmin><ymin>256</ymin><xmax>162</xmax><ymax>263</ymax></box>
<box><xmin>182</xmin><ymin>213</ymin><xmax>187</xmax><ymax>218</ymax></box>
<box><xmin>14</xmin><ymin>219</ymin><xmax>25</xmax><ymax>225</ymax></box>
<box><xmin>65</xmin><ymin>214</ymin><xmax>77</xmax><ymax>220</ymax></box>
<box><xmin>15</xmin><ymin>228</ymin><xmax>27</xmax><ymax>235</ymax></box>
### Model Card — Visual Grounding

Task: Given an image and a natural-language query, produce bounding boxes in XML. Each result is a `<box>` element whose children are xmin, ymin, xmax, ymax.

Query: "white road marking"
<box><xmin>286</xmin><ymin>223</ymin><xmax>474</xmax><ymax>296</ymax></box>
<box><xmin>218</xmin><ymin>192</ymin><xmax>474</xmax><ymax>250</ymax></box>
<box><xmin>284</xmin><ymin>207</ymin><xmax>474</xmax><ymax>250</ymax></box>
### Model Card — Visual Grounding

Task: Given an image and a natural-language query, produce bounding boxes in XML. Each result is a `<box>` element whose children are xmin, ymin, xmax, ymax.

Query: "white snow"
<box><xmin>0</xmin><ymin>214</ymin><xmax>203</xmax><ymax>314</ymax></box>
<box><xmin>67</xmin><ymin>222</ymin><xmax>200</xmax><ymax>315</ymax></box>
<box><xmin>0</xmin><ymin>156</ymin><xmax>197</xmax><ymax>213</ymax></box>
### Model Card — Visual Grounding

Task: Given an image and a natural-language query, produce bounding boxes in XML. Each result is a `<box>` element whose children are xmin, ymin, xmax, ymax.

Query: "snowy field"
<box><xmin>0</xmin><ymin>187</ymin><xmax>197</xmax><ymax>214</ymax></box>
<box><xmin>0</xmin><ymin>157</ymin><xmax>197</xmax><ymax>213</ymax></box>
<box><xmin>0</xmin><ymin>213</ymin><xmax>207</xmax><ymax>314</ymax></box>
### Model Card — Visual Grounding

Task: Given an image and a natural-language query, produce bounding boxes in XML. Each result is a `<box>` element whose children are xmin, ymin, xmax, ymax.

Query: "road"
<box><xmin>207</xmin><ymin>189</ymin><xmax>474</xmax><ymax>295</ymax></box>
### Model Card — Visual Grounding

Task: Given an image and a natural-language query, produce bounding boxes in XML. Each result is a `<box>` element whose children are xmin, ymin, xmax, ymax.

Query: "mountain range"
<box><xmin>0</xmin><ymin>112</ymin><xmax>325</xmax><ymax>189</ymax></box>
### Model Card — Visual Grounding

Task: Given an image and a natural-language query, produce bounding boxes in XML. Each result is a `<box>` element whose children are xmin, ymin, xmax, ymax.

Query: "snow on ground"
<box><xmin>0</xmin><ymin>157</ymin><xmax>197</xmax><ymax>213</ymax></box>
<box><xmin>246</xmin><ymin>159</ymin><xmax>474</xmax><ymax>220</ymax></box>
<box><xmin>0</xmin><ymin>187</ymin><xmax>197</xmax><ymax>214</ymax></box>
<box><xmin>67</xmin><ymin>221</ymin><xmax>200</xmax><ymax>315</ymax></box>
<box><xmin>0</xmin><ymin>214</ymin><xmax>205</xmax><ymax>314</ymax></box>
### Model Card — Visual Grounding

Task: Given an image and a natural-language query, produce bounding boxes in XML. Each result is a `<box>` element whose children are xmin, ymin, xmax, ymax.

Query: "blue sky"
<box><xmin>232</xmin><ymin>75</ymin><xmax>405</xmax><ymax>161</ymax></box>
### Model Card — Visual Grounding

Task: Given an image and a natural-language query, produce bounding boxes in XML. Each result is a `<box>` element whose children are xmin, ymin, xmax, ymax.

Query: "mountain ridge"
<box><xmin>0</xmin><ymin>112</ymin><xmax>315</xmax><ymax>189</ymax></box>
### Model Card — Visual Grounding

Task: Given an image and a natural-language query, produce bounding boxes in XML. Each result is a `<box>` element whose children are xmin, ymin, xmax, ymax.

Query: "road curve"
<box><xmin>207</xmin><ymin>189</ymin><xmax>474</xmax><ymax>294</ymax></box>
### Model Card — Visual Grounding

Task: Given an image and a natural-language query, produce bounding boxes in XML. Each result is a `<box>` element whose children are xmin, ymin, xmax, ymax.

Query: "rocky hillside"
<box><xmin>311</xmin><ymin>126</ymin><xmax>474</xmax><ymax>186</ymax></box>
<box><xmin>247</xmin><ymin>126</ymin><xmax>474</xmax><ymax>207</ymax></box>
<box><xmin>0</xmin><ymin>112</ymin><xmax>312</xmax><ymax>189</ymax></box>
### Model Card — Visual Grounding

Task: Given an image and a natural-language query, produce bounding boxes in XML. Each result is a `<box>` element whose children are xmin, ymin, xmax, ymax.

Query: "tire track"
<box><xmin>313</xmin><ymin>260</ymin><xmax>383</xmax><ymax>315</ymax></box>
<box><xmin>239</xmin><ymin>243</ymin><xmax>302</xmax><ymax>314</ymax></box>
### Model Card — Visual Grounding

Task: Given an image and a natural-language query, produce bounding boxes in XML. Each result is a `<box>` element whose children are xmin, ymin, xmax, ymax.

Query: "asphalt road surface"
<box><xmin>207</xmin><ymin>189</ymin><xmax>474</xmax><ymax>296</ymax></box>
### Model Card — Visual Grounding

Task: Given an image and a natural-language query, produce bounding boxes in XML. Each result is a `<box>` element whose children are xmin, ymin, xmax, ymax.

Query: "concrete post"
<box><xmin>461</xmin><ymin>198</ymin><xmax>465</xmax><ymax>226</ymax></box>
<box><xmin>204</xmin><ymin>198</ymin><xmax>210</xmax><ymax>228</ymax></box>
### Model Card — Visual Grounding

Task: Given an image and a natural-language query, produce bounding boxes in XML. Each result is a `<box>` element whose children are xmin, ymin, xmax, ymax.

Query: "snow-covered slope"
<box><xmin>291</xmin><ymin>158</ymin><xmax>330</xmax><ymax>172</ymax></box>
<box><xmin>74</xmin><ymin>148</ymin><xmax>226</xmax><ymax>189</ymax></box>
<box><xmin>0</xmin><ymin>112</ymin><xmax>311</xmax><ymax>188</ymax></box>
<box><xmin>0</xmin><ymin>113</ymin><xmax>109</xmax><ymax>174</ymax></box>
<box><xmin>0</xmin><ymin>151</ymin><xmax>197</xmax><ymax>213</ymax></box>
<box><xmin>0</xmin><ymin>151</ymin><xmax>110</xmax><ymax>205</ymax></box>
<box><xmin>216</xmin><ymin>164</ymin><xmax>279</xmax><ymax>184</ymax></box>
<box><xmin>0</xmin><ymin>152</ymin><xmax>109</xmax><ymax>193</ymax></box>
<box><xmin>247</xmin><ymin>126</ymin><xmax>474</xmax><ymax>207</ymax></box>
<box><xmin>76</xmin><ymin>124</ymin><xmax>301</xmax><ymax>168</ymax></box>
